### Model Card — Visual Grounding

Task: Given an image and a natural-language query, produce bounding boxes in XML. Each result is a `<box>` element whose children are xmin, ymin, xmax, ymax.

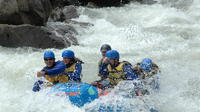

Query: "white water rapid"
<box><xmin>0</xmin><ymin>0</ymin><xmax>199</xmax><ymax>112</ymax></box>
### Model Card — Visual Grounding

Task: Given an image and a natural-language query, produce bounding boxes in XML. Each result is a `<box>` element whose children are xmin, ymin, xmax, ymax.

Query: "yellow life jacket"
<box><xmin>65</xmin><ymin>58</ymin><xmax>83</xmax><ymax>82</ymax></box>
<box><xmin>44</xmin><ymin>74</ymin><xmax>69</xmax><ymax>87</ymax></box>
<box><xmin>66</xmin><ymin>63</ymin><xmax>76</xmax><ymax>73</ymax></box>
<box><xmin>107</xmin><ymin>62</ymin><xmax>128</xmax><ymax>87</ymax></box>
<box><xmin>65</xmin><ymin>58</ymin><xmax>82</xmax><ymax>73</ymax></box>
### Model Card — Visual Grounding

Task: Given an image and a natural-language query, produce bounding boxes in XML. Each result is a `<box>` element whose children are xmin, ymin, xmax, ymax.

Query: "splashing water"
<box><xmin>0</xmin><ymin>0</ymin><xmax>200</xmax><ymax>112</ymax></box>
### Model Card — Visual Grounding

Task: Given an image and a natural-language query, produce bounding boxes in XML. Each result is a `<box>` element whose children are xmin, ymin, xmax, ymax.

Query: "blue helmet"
<box><xmin>100</xmin><ymin>44</ymin><xmax>111</xmax><ymax>52</ymax></box>
<box><xmin>140</xmin><ymin>58</ymin><xmax>153</xmax><ymax>71</ymax></box>
<box><xmin>62</xmin><ymin>50</ymin><xmax>75</xmax><ymax>58</ymax></box>
<box><xmin>105</xmin><ymin>50</ymin><xmax>120</xmax><ymax>59</ymax></box>
<box><xmin>44</xmin><ymin>50</ymin><xmax>55</xmax><ymax>59</ymax></box>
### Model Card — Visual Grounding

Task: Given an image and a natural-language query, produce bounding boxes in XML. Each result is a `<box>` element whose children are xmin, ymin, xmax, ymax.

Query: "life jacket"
<box><xmin>44</xmin><ymin>74</ymin><xmax>69</xmax><ymax>87</ymax></box>
<box><xmin>65</xmin><ymin>58</ymin><xmax>83</xmax><ymax>73</ymax></box>
<box><xmin>66</xmin><ymin>63</ymin><xmax>76</xmax><ymax>73</ymax></box>
<box><xmin>107</xmin><ymin>61</ymin><xmax>130</xmax><ymax>87</ymax></box>
<box><xmin>42</xmin><ymin>61</ymin><xmax>69</xmax><ymax>86</ymax></box>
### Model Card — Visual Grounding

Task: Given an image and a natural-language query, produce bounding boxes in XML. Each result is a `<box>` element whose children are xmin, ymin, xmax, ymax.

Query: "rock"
<box><xmin>88</xmin><ymin>0</ymin><xmax>126</xmax><ymax>7</ymax></box>
<box><xmin>49</xmin><ymin>7</ymin><xmax>65</xmax><ymax>22</ymax></box>
<box><xmin>77</xmin><ymin>0</ymin><xmax>89</xmax><ymax>6</ymax></box>
<box><xmin>64</xmin><ymin>20</ymin><xmax>94</xmax><ymax>27</ymax></box>
<box><xmin>62</xmin><ymin>6</ymin><xmax>79</xmax><ymax>20</ymax></box>
<box><xmin>86</xmin><ymin>0</ymin><xmax>156</xmax><ymax>7</ymax></box>
<box><xmin>49</xmin><ymin>5</ymin><xmax>79</xmax><ymax>22</ymax></box>
<box><xmin>0</xmin><ymin>24</ymin><xmax>78</xmax><ymax>49</ymax></box>
<box><xmin>86</xmin><ymin>2</ymin><xmax>99</xmax><ymax>8</ymax></box>
<box><xmin>50</xmin><ymin>0</ymin><xmax>84</xmax><ymax>8</ymax></box>
<box><xmin>0</xmin><ymin>0</ymin><xmax>52</xmax><ymax>26</ymax></box>
<box><xmin>46</xmin><ymin>22</ymin><xmax>79</xmax><ymax>46</ymax></box>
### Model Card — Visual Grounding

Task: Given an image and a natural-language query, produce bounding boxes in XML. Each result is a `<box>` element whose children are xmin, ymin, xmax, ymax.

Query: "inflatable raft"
<box><xmin>51</xmin><ymin>82</ymin><xmax>109</xmax><ymax>107</ymax></box>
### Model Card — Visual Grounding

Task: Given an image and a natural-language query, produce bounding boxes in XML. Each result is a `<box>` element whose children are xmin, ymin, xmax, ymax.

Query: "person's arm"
<box><xmin>123</xmin><ymin>64</ymin><xmax>145</xmax><ymax>96</ymax></box>
<box><xmin>68</xmin><ymin>62</ymin><xmax>82</xmax><ymax>81</ymax></box>
<box><xmin>44</xmin><ymin>61</ymin><xmax>66</xmax><ymax>77</ymax></box>
<box><xmin>32</xmin><ymin>80</ymin><xmax>44</xmax><ymax>92</ymax></box>
<box><xmin>98</xmin><ymin>58</ymin><xmax>103</xmax><ymax>76</ymax></box>
<box><xmin>133</xmin><ymin>63</ymin><xmax>140</xmax><ymax>71</ymax></box>
<box><xmin>152</xmin><ymin>63</ymin><xmax>160</xmax><ymax>73</ymax></box>
<box><xmin>98</xmin><ymin>58</ymin><xmax>109</xmax><ymax>76</ymax></box>
<box><xmin>123</xmin><ymin>64</ymin><xmax>138</xmax><ymax>80</ymax></box>
<box><xmin>99</xmin><ymin>64</ymin><xmax>109</xmax><ymax>78</ymax></box>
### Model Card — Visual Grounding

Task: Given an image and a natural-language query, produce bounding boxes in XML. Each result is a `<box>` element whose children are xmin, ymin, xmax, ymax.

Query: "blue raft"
<box><xmin>51</xmin><ymin>82</ymin><xmax>159</xmax><ymax>112</ymax></box>
<box><xmin>52</xmin><ymin>82</ymin><xmax>99</xmax><ymax>107</ymax></box>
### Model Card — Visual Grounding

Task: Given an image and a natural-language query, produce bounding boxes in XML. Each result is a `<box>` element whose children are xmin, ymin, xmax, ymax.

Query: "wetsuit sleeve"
<box><xmin>68</xmin><ymin>62</ymin><xmax>82</xmax><ymax>81</ymax></box>
<box><xmin>44</xmin><ymin>61</ymin><xmax>66</xmax><ymax>77</ymax></box>
<box><xmin>123</xmin><ymin>64</ymin><xmax>138</xmax><ymax>80</ymax></box>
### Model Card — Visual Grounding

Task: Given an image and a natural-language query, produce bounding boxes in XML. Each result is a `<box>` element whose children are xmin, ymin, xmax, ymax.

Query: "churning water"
<box><xmin>0</xmin><ymin>0</ymin><xmax>199</xmax><ymax>112</ymax></box>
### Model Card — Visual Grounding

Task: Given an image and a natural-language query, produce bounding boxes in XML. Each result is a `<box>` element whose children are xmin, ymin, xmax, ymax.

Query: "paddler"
<box><xmin>62</xmin><ymin>50</ymin><xmax>83</xmax><ymax>82</ymax></box>
<box><xmin>133</xmin><ymin>58</ymin><xmax>161</xmax><ymax>94</ymax></box>
<box><xmin>32</xmin><ymin>50</ymin><xmax>67</xmax><ymax>92</ymax></box>
<box><xmin>92</xmin><ymin>50</ymin><xmax>142</xmax><ymax>94</ymax></box>
<box><xmin>91</xmin><ymin>44</ymin><xmax>112</xmax><ymax>88</ymax></box>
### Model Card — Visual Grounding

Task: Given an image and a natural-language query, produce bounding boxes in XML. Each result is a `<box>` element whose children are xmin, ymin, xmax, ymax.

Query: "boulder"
<box><xmin>0</xmin><ymin>0</ymin><xmax>52</xmax><ymax>26</ymax></box>
<box><xmin>86</xmin><ymin>0</ymin><xmax>156</xmax><ymax>7</ymax></box>
<box><xmin>46</xmin><ymin>23</ymin><xmax>79</xmax><ymax>46</ymax></box>
<box><xmin>50</xmin><ymin>0</ymin><xmax>87</xmax><ymax>8</ymax></box>
<box><xmin>0</xmin><ymin>24</ymin><xmax>78</xmax><ymax>49</ymax></box>
<box><xmin>49</xmin><ymin>5</ymin><xmax>79</xmax><ymax>22</ymax></box>
<box><xmin>88</xmin><ymin>0</ymin><xmax>129</xmax><ymax>7</ymax></box>
<box><xmin>62</xmin><ymin>5</ymin><xmax>79</xmax><ymax>20</ymax></box>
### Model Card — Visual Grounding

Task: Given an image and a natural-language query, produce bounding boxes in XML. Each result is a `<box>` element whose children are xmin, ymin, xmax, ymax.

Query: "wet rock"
<box><xmin>64</xmin><ymin>20</ymin><xmax>94</xmax><ymax>27</ymax></box>
<box><xmin>50</xmin><ymin>0</ymin><xmax>87</xmax><ymax>8</ymax></box>
<box><xmin>87</xmin><ymin>0</ymin><xmax>133</xmax><ymax>7</ymax></box>
<box><xmin>46</xmin><ymin>22</ymin><xmax>79</xmax><ymax>46</ymax></box>
<box><xmin>49</xmin><ymin>5</ymin><xmax>79</xmax><ymax>22</ymax></box>
<box><xmin>0</xmin><ymin>0</ymin><xmax>52</xmax><ymax>26</ymax></box>
<box><xmin>62</xmin><ymin>6</ymin><xmax>79</xmax><ymax>20</ymax></box>
<box><xmin>49</xmin><ymin>7</ymin><xmax>65</xmax><ymax>22</ymax></box>
<box><xmin>89</xmin><ymin>0</ymin><xmax>124</xmax><ymax>7</ymax></box>
<box><xmin>86</xmin><ymin>2</ymin><xmax>99</xmax><ymax>8</ymax></box>
<box><xmin>51</xmin><ymin>0</ymin><xmax>129</xmax><ymax>7</ymax></box>
<box><xmin>86</xmin><ymin>0</ymin><xmax>156</xmax><ymax>7</ymax></box>
<box><xmin>0</xmin><ymin>24</ymin><xmax>78</xmax><ymax>49</ymax></box>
